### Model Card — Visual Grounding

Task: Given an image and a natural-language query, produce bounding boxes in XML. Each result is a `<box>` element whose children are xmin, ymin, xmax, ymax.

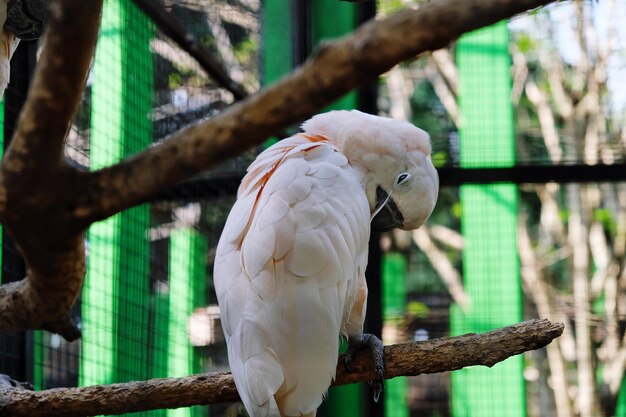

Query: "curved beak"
<box><xmin>371</xmin><ymin>186</ymin><xmax>404</xmax><ymax>232</ymax></box>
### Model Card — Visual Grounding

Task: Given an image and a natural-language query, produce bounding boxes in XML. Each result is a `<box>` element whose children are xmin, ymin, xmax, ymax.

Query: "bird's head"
<box><xmin>302</xmin><ymin>110</ymin><xmax>439</xmax><ymax>232</ymax></box>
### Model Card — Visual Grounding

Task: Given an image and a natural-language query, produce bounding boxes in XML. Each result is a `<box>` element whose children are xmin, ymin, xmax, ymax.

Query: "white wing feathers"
<box><xmin>214</xmin><ymin>134</ymin><xmax>370</xmax><ymax>417</ymax></box>
<box><xmin>0</xmin><ymin>0</ymin><xmax>19</xmax><ymax>99</ymax></box>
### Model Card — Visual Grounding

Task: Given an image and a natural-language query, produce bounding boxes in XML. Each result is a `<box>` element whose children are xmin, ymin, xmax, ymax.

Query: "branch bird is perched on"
<box><xmin>214</xmin><ymin>110</ymin><xmax>439</xmax><ymax>417</ymax></box>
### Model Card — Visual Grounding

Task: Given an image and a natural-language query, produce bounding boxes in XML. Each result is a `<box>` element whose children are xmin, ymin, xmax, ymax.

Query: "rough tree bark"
<box><xmin>0</xmin><ymin>319</ymin><xmax>564</xmax><ymax>417</ymax></box>
<box><xmin>0</xmin><ymin>0</ymin><xmax>557</xmax><ymax>340</ymax></box>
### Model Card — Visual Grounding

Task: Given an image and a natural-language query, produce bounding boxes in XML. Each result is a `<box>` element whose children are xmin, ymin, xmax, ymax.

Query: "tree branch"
<box><xmin>425</xmin><ymin>59</ymin><xmax>460</xmax><ymax>127</ymax></box>
<box><xmin>567</xmin><ymin>184</ymin><xmax>596</xmax><ymax>417</ymax></box>
<box><xmin>79</xmin><ymin>0</ymin><xmax>556</xmax><ymax>225</ymax></box>
<box><xmin>429</xmin><ymin>224</ymin><xmax>463</xmax><ymax>250</ymax></box>
<box><xmin>0</xmin><ymin>319</ymin><xmax>563</xmax><ymax>417</ymax></box>
<box><xmin>518</xmin><ymin>217</ymin><xmax>573</xmax><ymax>417</ymax></box>
<box><xmin>538</xmin><ymin>49</ymin><xmax>574</xmax><ymax>120</ymax></box>
<box><xmin>430</xmin><ymin>49</ymin><xmax>458</xmax><ymax>95</ymax></box>
<box><xmin>204</xmin><ymin>0</ymin><xmax>251</xmax><ymax>90</ymax></box>
<box><xmin>413</xmin><ymin>227</ymin><xmax>468</xmax><ymax>309</ymax></box>
<box><xmin>131</xmin><ymin>0</ymin><xmax>249</xmax><ymax>100</ymax></box>
<box><xmin>0</xmin><ymin>235</ymin><xmax>85</xmax><ymax>340</ymax></box>
<box><xmin>385</xmin><ymin>65</ymin><xmax>413</xmax><ymax>121</ymax></box>
<box><xmin>524</xmin><ymin>77</ymin><xmax>562</xmax><ymax>163</ymax></box>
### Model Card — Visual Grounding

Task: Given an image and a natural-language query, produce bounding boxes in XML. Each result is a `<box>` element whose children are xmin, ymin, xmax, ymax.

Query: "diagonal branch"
<box><xmin>413</xmin><ymin>227</ymin><xmax>467</xmax><ymax>309</ymax></box>
<box><xmin>425</xmin><ymin>59</ymin><xmax>460</xmax><ymax>127</ymax></box>
<box><xmin>518</xmin><ymin>216</ymin><xmax>573</xmax><ymax>417</ymax></box>
<box><xmin>131</xmin><ymin>0</ymin><xmax>248</xmax><ymax>100</ymax></box>
<box><xmin>79</xmin><ymin>0</ymin><xmax>556</xmax><ymax>225</ymax></box>
<box><xmin>205</xmin><ymin>0</ymin><xmax>250</xmax><ymax>89</ymax></box>
<box><xmin>430</xmin><ymin>49</ymin><xmax>458</xmax><ymax>95</ymax></box>
<box><xmin>524</xmin><ymin>77</ymin><xmax>562</xmax><ymax>163</ymax></box>
<box><xmin>0</xmin><ymin>319</ymin><xmax>563</xmax><ymax>417</ymax></box>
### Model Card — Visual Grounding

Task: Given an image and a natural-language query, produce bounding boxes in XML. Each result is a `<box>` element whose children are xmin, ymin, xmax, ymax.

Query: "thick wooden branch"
<box><xmin>0</xmin><ymin>319</ymin><xmax>563</xmax><ymax>417</ymax></box>
<box><xmin>0</xmin><ymin>0</ymin><xmax>102</xmax><ymax>340</ymax></box>
<box><xmin>0</xmin><ymin>234</ymin><xmax>85</xmax><ymax>340</ymax></box>
<box><xmin>80</xmin><ymin>0</ymin><xmax>556</xmax><ymax>224</ymax></box>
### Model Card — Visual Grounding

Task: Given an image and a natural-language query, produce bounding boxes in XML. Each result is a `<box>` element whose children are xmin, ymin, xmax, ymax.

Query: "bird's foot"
<box><xmin>343</xmin><ymin>333</ymin><xmax>385</xmax><ymax>402</ymax></box>
<box><xmin>0</xmin><ymin>374</ymin><xmax>32</xmax><ymax>390</ymax></box>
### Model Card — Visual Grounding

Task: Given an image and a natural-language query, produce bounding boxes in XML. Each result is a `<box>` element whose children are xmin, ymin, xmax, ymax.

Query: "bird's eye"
<box><xmin>394</xmin><ymin>172</ymin><xmax>412</xmax><ymax>190</ymax></box>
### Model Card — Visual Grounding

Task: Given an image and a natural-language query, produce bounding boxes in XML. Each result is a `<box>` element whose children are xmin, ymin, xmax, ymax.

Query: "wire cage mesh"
<box><xmin>1</xmin><ymin>1</ymin><xmax>626</xmax><ymax>417</ymax></box>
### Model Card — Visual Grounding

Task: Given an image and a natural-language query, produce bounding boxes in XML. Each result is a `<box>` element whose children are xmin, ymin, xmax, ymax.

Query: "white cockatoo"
<box><xmin>0</xmin><ymin>0</ymin><xmax>20</xmax><ymax>98</ymax></box>
<box><xmin>214</xmin><ymin>110</ymin><xmax>439</xmax><ymax>417</ymax></box>
<box><xmin>0</xmin><ymin>0</ymin><xmax>47</xmax><ymax>98</ymax></box>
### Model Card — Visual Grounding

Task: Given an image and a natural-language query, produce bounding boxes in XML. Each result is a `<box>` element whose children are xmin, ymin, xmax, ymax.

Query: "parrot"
<box><xmin>0</xmin><ymin>0</ymin><xmax>47</xmax><ymax>99</ymax></box>
<box><xmin>0</xmin><ymin>0</ymin><xmax>19</xmax><ymax>98</ymax></box>
<box><xmin>214</xmin><ymin>110</ymin><xmax>439</xmax><ymax>417</ymax></box>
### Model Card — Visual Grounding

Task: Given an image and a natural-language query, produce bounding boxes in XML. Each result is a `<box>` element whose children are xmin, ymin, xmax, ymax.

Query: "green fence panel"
<box><xmin>81</xmin><ymin>6</ymin><xmax>153</xmax><ymax>417</ymax></box>
<box><xmin>311</xmin><ymin>0</ymin><xmax>357</xmax><ymax>111</ymax></box>
<box><xmin>451</xmin><ymin>21</ymin><xmax>525</xmax><ymax>417</ymax></box>
<box><xmin>262</xmin><ymin>0</ymin><xmax>293</xmax><ymax>86</ymax></box>
<box><xmin>167</xmin><ymin>227</ymin><xmax>208</xmax><ymax>417</ymax></box>
<box><xmin>617</xmin><ymin>379</ymin><xmax>626</xmax><ymax>417</ymax></box>
<box><xmin>261</xmin><ymin>0</ymin><xmax>294</xmax><ymax>148</ymax></box>
<box><xmin>383</xmin><ymin>252</ymin><xmax>409</xmax><ymax>417</ymax></box>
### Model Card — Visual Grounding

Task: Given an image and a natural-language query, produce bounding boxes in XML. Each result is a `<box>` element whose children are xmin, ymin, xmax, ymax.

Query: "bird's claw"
<box><xmin>343</xmin><ymin>354</ymin><xmax>355</xmax><ymax>373</ymax></box>
<box><xmin>369</xmin><ymin>369</ymin><xmax>385</xmax><ymax>403</ymax></box>
<box><xmin>343</xmin><ymin>340</ymin><xmax>362</xmax><ymax>373</ymax></box>
<box><xmin>0</xmin><ymin>374</ymin><xmax>32</xmax><ymax>390</ymax></box>
<box><xmin>345</xmin><ymin>333</ymin><xmax>385</xmax><ymax>402</ymax></box>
